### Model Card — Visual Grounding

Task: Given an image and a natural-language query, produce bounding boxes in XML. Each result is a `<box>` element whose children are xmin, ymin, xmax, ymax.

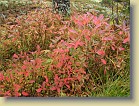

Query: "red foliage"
<box><xmin>22</xmin><ymin>91</ymin><xmax>29</xmax><ymax>96</ymax></box>
<box><xmin>0</xmin><ymin>8</ymin><xmax>130</xmax><ymax>97</ymax></box>
<box><xmin>96</xmin><ymin>50</ymin><xmax>105</xmax><ymax>56</ymax></box>
<box><xmin>36</xmin><ymin>88</ymin><xmax>42</xmax><ymax>93</ymax></box>
<box><xmin>101</xmin><ymin>59</ymin><xmax>107</xmax><ymax>65</ymax></box>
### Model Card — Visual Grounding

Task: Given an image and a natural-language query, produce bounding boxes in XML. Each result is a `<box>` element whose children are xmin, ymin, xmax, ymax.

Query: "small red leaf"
<box><xmin>57</xmin><ymin>88</ymin><xmax>60</xmax><ymax>93</ymax></box>
<box><xmin>49</xmin><ymin>43</ymin><xmax>55</xmax><ymax>48</ymax></box>
<box><xmin>35</xmin><ymin>58</ymin><xmax>42</xmax><ymax>69</ymax></box>
<box><xmin>18</xmin><ymin>71</ymin><xmax>23</xmax><ymax>75</ymax></box>
<box><xmin>68</xmin><ymin>28</ymin><xmax>78</xmax><ymax>34</ymax></box>
<box><xmin>0</xmin><ymin>85</ymin><xmax>4</xmax><ymax>88</ymax></box>
<box><xmin>36</xmin><ymin>88</ymin><xmax>42</xmax><ymax>93</ymax></box>
<box><xmin>50</xmin><ymin>86</ymin><xmax>56</xmax><ymax>91</ymax></box>
<box><xmin>29</xmin><ymin>80</ymin><xmax>35</xmax><ymax>83</ymax></box>
<box><xmin>123</xmin><ymin>37</ymin><xmax>129</xmax><ymax>44</ymax></box>
<box><xmin>104</xmin><ymin>69</ymin><xmax>107</xmax><ymax>75</ymax></box>
<box><xmin>60</xmin><ymin>25</ymin><xmax>67</xmax><ymax>30</ymax></box>
<box><xmin>59</xmin><ymin>82</ymin><xmax>63</xmax><ymax>87</ymax></box>
<box><xmin>13</xmin><ymin>54</ymin><xmax>18</xmax><ymax>59</ymax></box>
<box><xmin>5</xmin><ymin>77</ymin><xmax>10</xmax><ymax>82</ymax></box>
<box><xmin>98</xmin><ymin>14</ymin><xmax>104</xmax><ymax>20</ymax></box>
<box><xmin>36</xmin><ymin>45</ymin><xmax>41</xmax><ymax>53</ymax></box>
<box><xmin>119</xmin><ymin>31</ymin><xmax>123</xmax><ymax>35</ymax></box>
<box><xmin>96</xmin><ymin>50</ymin><xmax>105</xmax><ymax>56</ymax></box>
<box><xmin>24</xmin><ymin>71</ymin><xmax>29</xmax><ymax>77</ymax></box>
<box><xmin>101</xmin><ymin>59</ymin><xmax>107</xmax><ymax>65</ymax></box>
<box><xmin>103</xmin><ymin>36</ymin><xmax>113</xmax><ymax>41</ymax></box>
<box><xmin>4</xmin><ymin>90</ymin><xmax>11</xmax><ymax>96</ymax></box>
<box><xmin>0</xmin><ymin>73</ymin><xmax>4</xmax><ymax>81</ymax></box>
<box><xmin>119</xmin><ymin>47</ymin><xmax>125</xmax><ymax>51</ymax></box>
<box><xmin>74</xmin><ymin>39</ymin><xmax>84</xmax><ymax>49</ymax></box>
<box><xmin>93</xmin><ymin>16</ymin><xmax>101</xmax><ymax>26</ymax></box>
<box><xmin>111</xmin><ymin>46</ymin><xmax>115</xmax><ymax>51</ymax></box>
<box><xmin>56</xmin><ymin>62</ymin><xmax>63</xmax><ymax>68</ymax></box>
<box><xmin>79</xmin><ymin>68</ymin><xmax>86</xmax><ymax>74</ymax></box>
<box><xmin>35</xmin><ymin>58</ymin><xmax>42</xmax><ymax>64</ymax></box>
<box><xmin>15</xmin><ymin>92</ymin><xmax>20</xmax><ymax>97</ymax></box>
<box><xmin>19</xmin><ymin>78</ymin><xmax>23</xmax><ymax>83</ymax></box>
<box><xmin>77</xmin><ymin>75</ymin><xmax>82</xmax><ymax>81</ymax></box>
<box><xmin>44</xmin><ymin>76</ymin><xmax>49</xmax><ymax>83</ymax></box>
<box><xmin>85</xmin><ymin>34</ymin><xmax>91</xmax><ymax>41</ymax></box>
<box><xmin>22</xmin><ymin>91</ymin><xmax>29</xmax><ymax>96</ymax></box>
<box><xmin>66</xmin><ymin>84</ymin><xmax>70</xmax><ymax>89</ymax></box>
<box><xmin>21</xmin><ymin>65</ymin><xmax>27</xmax><ymax>70</ymax></box>
<box><xmin>23</xmin><ymin>61</ymin><xmax>28</xmax><ymax>65</ymax></box>
<box><xmin>54</xmin><ymin>74</ymin><xmax>59</xmax><ymax>82</ymax></box>
<box><xmin>41</xmin><ymin>81</ymin><xmax>47</xmax><ymax>90</ymax></box>
<box><xmin>14</xmin><ymin>84</ymin><xmax>21</xmax><ymax>91</ymax></box>
<box><xmin>51</xmin><ymin>36</ymin><xmax>61</xmax><ymax>44</ymax></box>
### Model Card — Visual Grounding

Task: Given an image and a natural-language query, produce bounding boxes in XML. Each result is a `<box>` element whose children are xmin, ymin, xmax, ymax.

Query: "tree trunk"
<box><xmin>52</xmin><ymin>0</ymin><xmax>70</xmax><ymax>16</ymax></box>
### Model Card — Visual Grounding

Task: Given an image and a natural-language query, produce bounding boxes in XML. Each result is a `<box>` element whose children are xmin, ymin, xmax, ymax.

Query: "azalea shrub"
<box><xmin>0</xmin><ymin>7</ymin><xmax>130</xmax><ymax>97</ymax></box>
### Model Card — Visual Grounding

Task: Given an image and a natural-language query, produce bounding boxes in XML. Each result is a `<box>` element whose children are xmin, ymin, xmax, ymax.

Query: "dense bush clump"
<box><xmin>0</xmin><ymin>1</ymin><xmax>130</xmax><ymax>97</ymax></box>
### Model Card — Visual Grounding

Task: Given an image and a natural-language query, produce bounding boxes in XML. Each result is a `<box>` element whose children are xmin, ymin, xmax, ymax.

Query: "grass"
<box><xmin>93</xmin><ymin>75</ymin><xmax>130</xmax><ymax>97</ymax></box>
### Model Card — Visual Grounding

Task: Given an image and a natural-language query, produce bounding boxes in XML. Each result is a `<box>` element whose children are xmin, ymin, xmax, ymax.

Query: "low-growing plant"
<box><xmin>0</xmin><ymin>3</ymin><xmax>130</xmax><ymax>97</ymax></box>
